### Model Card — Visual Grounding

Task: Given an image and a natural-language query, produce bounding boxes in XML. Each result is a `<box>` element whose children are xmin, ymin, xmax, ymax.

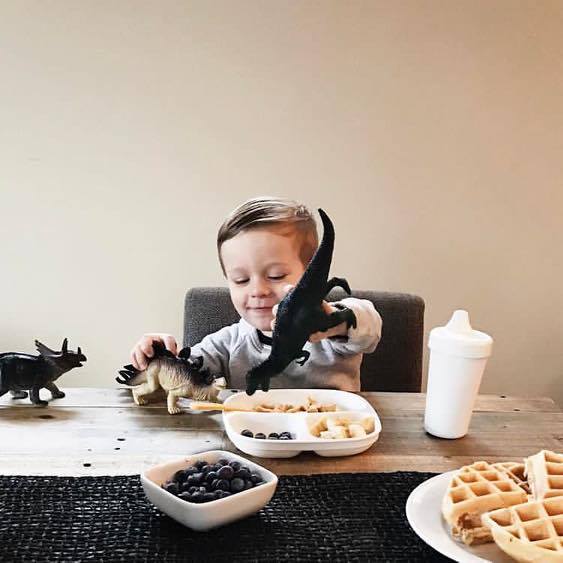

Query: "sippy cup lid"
<box><xmin>428</xmin><ymin>310</ymin><xmax>493</xmax><ymax>358</ymax></box>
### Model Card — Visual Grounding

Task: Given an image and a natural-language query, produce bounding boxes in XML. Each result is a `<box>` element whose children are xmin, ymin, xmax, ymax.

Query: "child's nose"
<box><xmin>250</xmin><ymin>278</ymin><xmax>271</xmax><ymax>297</ymax></box>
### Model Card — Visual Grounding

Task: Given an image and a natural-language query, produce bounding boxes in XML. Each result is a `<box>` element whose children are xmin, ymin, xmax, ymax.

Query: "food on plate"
<box><xmin>482</xmin><ymin>496</ymin><xmax>563</xmax><ymax>562</ymax></box>
<box><xmin>441</xmin><ymin>450</ymin><xmax>563</xmax><ymax>561</ymax></box>
<box><xmin>309</xmin><ymin>415</ymin><xmax>375</xmax><ymax>439</ymax></box>
<box><xmin>240</xmin><ymin>429</ymin><xmax>294</xmax><ymax>440</ymax></box>
<box><xmin>524</xmin><ymin>450</ymin><xmax>563</xmax><ymax>501</ymax></box>
<box><xmin>161</xmin><ymin>458</ymin><xmax>265</xmax><ymax>503</ymax></box>
<box><xmin>253</xmin><ymin>396</ymin><xmax>337</xmax><ymax>413</ymax></box>
<box><xmin>441</xmin><ymin>461</ymin><xmax>529</xmax><ymax>546</ymax></box>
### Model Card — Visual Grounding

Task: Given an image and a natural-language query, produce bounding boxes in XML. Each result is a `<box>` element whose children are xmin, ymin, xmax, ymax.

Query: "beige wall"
<box><xmin>1</xmin><ymin>1</ymin><xmax>562</xmax><ymax>405</ymax></box>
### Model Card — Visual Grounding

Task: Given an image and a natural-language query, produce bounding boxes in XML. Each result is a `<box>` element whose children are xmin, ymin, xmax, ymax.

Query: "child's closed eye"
<box><xmin>269</xmin><ymin>275</ymin><xmax>287</xmax><ymax>281</ymax></box>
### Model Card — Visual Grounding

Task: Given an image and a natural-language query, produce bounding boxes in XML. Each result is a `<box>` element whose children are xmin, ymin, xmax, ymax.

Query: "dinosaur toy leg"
<box><xmin>29</xmin><ymin>386</ymin><xmax>48</xmax><ymax>407</ymax></box>
<box><xmin>325</xmin><ymin>277</ymin><xmax>352</xmax><ymax>296</ymax></box>
<box><xmin>132</xmin><ymin>368</ymin><xmax>160</xmax><ymax>406</ymax></box>
<box><xmin>294</xmin><ymin>350</ymin><xmax>310</xmax><ymax>366</ymax></box>
<box><xmin>166</xmin><ymin>387</ymin><xmax>189</xmax><ymax>414</ymax></box>
<box><xmin>316</xmin><ymin>304</ymin><xmax>357</xmax><ymax>333</ymax></box>
<box><xmin>45</xmin><ymin>382</ymin><xmax>65</xmax><ymax>399</ymax></box>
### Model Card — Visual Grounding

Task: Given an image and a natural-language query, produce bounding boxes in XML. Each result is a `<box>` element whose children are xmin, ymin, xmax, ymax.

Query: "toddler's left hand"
<box><xmin>270</xmin><ymin>284</ymin><xmax>348</xmax><ymax>342</ymax></box>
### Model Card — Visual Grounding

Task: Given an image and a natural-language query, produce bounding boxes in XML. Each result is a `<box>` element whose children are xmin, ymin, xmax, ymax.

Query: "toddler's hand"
<box><xmin>130</xmin><ymin>333</ymin><xmax>178</xmax><ymax>370</ymax></box>
<box><xmin>270</xmin><ymin>285</ymin><xmax>348</xmax><ymax>342</ymax></box>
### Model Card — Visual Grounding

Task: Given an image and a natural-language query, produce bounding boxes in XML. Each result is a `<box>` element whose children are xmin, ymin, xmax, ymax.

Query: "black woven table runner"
<box><xmin>0</xmin><ymin>472</ymin><xmax>452</xmax><ymax>562</ymax></box>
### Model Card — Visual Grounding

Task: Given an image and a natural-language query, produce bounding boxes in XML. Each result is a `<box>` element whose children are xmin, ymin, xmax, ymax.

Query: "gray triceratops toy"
<box><xmin>0</xmin><ymin>338</ymin><xmax>87</xmax><ymax>406</ymax></box>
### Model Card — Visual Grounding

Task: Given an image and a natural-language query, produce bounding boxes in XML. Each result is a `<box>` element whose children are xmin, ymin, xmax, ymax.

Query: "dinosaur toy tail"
<box><xmin>246</xmin><ymin>357</ymin><xmax>283</xmax><ymax>395</ymax></box>
<box><xmin>116</xmin><ymin>364</ymin><xmax>145</xmax><ymax>386</ymax></box>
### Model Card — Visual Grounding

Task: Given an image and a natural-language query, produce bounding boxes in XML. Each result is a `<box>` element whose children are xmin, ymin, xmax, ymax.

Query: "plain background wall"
<box><xmin>1</xmin><ymin>0</ymin><xmax>562</xmax><ymax>405</ymax></box>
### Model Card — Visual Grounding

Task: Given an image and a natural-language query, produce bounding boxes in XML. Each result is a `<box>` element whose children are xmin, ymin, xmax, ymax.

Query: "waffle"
<box><xmin>442</xmin><ymin>461</ymin><xmax>529</xmax><ymax>545</ymax></box>
<box><xmin>482</xmin><ymin>496</ymin><xmax>563</xmax><ymax>562</ymax></box>
<box><xmin>525</xmin><ymin>450</ymin><xmax>563</xmax><ymax>501</ymax></box>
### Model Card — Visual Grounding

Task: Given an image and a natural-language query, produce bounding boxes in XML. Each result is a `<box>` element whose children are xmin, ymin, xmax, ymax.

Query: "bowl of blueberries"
<box><xmin>141</xmin><ymin>450</ymin><xmax>278</xmax><ymax>531</ymax></box>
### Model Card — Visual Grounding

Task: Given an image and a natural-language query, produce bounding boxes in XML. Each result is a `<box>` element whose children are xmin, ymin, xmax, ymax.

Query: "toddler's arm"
<box><xmin>130</xmin><ymin>326</ymin><xmax>237</xmax><ymax>379</ymax></box>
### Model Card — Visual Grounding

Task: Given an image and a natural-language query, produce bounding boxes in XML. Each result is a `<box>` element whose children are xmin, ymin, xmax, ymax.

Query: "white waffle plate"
<box><xmin>406</xmin><ymin>471</ymin><xmax>514</xmax><ymax>563</ymax></box>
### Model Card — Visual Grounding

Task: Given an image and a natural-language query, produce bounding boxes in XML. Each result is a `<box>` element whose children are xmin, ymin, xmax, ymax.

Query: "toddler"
<box><xmin>130</xmin><ymin>197</ymin><xmax>382</xmax><ymax>391</ymax></box>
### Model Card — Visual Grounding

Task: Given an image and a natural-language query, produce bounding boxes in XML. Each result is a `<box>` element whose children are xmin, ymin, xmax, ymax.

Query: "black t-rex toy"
<box><xmin>0</xmin><ymin>338</ymin><xmax>87</xmax><ymax>406</ymax></box>
<box><xmin>246</xmin><ymin>208</ymin><xmax>357</xmax><ymax>395</ymax></box>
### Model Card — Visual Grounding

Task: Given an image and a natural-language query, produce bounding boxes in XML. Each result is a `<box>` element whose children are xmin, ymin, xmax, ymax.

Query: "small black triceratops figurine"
<box><xmin>116</xmin><ymin>341</ymin><xmax>226</xmax><ymax>414</ymax></box>
<box><xmin>0</xmin><ymin>338</ymin><xmax>87</xmax><ymax>406</ymax></box>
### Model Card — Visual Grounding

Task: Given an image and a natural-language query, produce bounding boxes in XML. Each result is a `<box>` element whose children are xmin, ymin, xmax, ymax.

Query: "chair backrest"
<box><xmin>184</xmin><ymin>287</ymin><xmax>425</xmax><ymax>392</ymax></box>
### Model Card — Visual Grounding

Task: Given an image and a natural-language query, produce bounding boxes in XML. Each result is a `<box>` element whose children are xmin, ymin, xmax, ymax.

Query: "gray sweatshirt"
<box><xmin>190</xmin><ymin>298</ymin><xmax>382</xmax><ymax>392</ymax></box>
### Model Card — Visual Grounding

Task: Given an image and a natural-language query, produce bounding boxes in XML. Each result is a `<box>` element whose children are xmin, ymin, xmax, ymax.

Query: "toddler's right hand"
<box><xmin>130</xmin><ymin>333</ymin><xmax>178</xmax><ymax>370</ymax></box>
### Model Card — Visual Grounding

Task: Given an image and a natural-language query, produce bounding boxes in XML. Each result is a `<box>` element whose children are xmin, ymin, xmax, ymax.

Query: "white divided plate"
<box><xmin>406</xmin><ymin>471</ymin><xmax>514</xmax><ymax>563</ymax></box>
<box><xmin>222</xmin><ymin>389</ymin><xmax>381</xmax><ymax>458</ymax></box>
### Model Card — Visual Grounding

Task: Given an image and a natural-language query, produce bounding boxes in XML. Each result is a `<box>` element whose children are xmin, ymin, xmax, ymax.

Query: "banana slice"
<box><xmin>348</xmin><ymin>423</ymin><xmax>367</xmax><ymax>438</ymax></box>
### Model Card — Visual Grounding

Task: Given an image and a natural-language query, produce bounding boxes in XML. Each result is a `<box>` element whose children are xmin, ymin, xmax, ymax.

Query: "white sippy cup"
<box><xmin>424</xmin><ymin>310</ymin><xmax>493</xmax><ymax>439</ymax></box>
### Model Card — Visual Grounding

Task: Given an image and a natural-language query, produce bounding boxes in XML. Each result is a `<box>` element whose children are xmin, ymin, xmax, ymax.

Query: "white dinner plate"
<box><xmin>405</xmin><ymin>471</ymin><xmax>513</xmax><ymax>563</ymax></box>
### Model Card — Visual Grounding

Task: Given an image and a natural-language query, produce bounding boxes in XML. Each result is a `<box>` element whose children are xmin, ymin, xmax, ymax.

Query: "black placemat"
<box><xmin>0</xmin><ymin>472</ymin><xmax>452</xmax><ymax>562</ymax></box>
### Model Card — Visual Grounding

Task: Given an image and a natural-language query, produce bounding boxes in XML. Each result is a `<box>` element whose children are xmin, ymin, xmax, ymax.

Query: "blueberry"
<box><xmin>234</xmin><ymin>468</ymin><xmax>251</xmax><ymax>480</ymax></box>
<box><xmin>211</xmin><ymin>479</ymin><xmax>219</xmax><ymax>489</ymax></box>
<box><xmin>243</xmin><ymin>480</ymin><xmax>254</xmax><ymax>490</ymax></box>
<box><xmin>279</xmin><ymin>432</ymin><xmax>292</xmax><ymax>439</ymax></box>
<box><xmin>172</xmin><ymin>469</ymin><xmax>187</xmax><ymax>482</ymax></box>
<box><xmin>188</xmin><ymin>486</ymin><xmax>197</xmax><ymax>494</ymax></box>
<box><xmin>198</xmin><ymin>486</ymin><xmax>207</xmax><ymax>494</ymax></box>
<box><xmin>249</xmin><ymin>473</ymin><xmax>262</xmax><ymax>484</ymax></box>
<box><xmin>213</xmin><ymin>490</ymin><xmax>223</xmax><ymax>500</ymax></box>
<box><xmin>241</xmin><ymin>429</ymin><xmax>254</xmax><ymax>438</ymax></box>
<box><xmin>201</xmin><ymin>464</ymin><xmax>213</xmax><ymax>474</ymax></box>
<box><xmin>185</xmin><ymin>466</ymin><xmax>198</xmax><ymax>476</ymax></box>
<box><xmin>186</xmin><ymin>474</ymin><xmax>200</xmax><ymax>486</ymax></box>
<box><xmin>180</xmin><ymin>482</ymin><xmax>192</xmax><ymax>493</ymax></box>
<box><xmin>212</xmin><ymin>463</ymin><xmax>222</xmax><ymax>471</ymax></box>
<box><xmin>203</xmin><ymin>492</ymin><xmax>216</xmax><ymax>503</ymax></box>
<box><xmin>267</xmin><ymin>432</ymin><xmax>279</xmax><ymax>439</ymax></box>
<box><xmin>230</xmin><ymin>477</ymin><xmax>245</xmax><ymax>493</ymax></box>
<box><xmin>217</xmin><ymin>465</ymin><xmax>234</xmax><ymax>480</ymax></box>
<box><xmin>206</xmin><ymin>471</ymin><xmax>218</xmax><ymax>483</ymax></box>
<box><xmin>194</xmin><ymin>460</ymin><xmax>207</xmax><ymax>470</ymax></box>
<box><xmin>191</xmin><ymin>492</ymin><xmax>204</xmax><ymax>503</ymax></box>
<box><xmin>178</xmin><ymin>492</ymin><xmax>191</xmax><ymax>501</ymax></box>
<box><xmin>228</xmin><ymin>461</ymin><xmax>241</xmax><ymax>471</ymax></box>
<box><xmin>163</xmin><ymin>482</ymin><xmax>179</xmax><ymax>495</ymax></box>
<box><xmin>217</xmin><ymin>458</ymin><xmax>229</xmax><ymax>466</ymax></box>
<box><xmin>279</xmin><ymin>435</ymin><xmax>291</xmax><ymax>440</ymax></box>
<box><xmin>216</xmin><ymin>479</ymin><xmax>230</xmax><ymax>491</ymax></box>
<box><xmin>221</xmin><ymin>490</ymin><xmax>232</xmax><ymax>498</ymax></box>
<box><xmin>254</xmin><ymin>433</ymin><xmax>266</xmax><ymax>439</ymax></box>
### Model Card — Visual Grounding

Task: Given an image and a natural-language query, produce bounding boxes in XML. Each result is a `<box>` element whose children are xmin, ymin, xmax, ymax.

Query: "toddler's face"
<box><xmin>220</xmin><ymin>226</ymin><xmax>306</xmax><ymax>331</ymax></box>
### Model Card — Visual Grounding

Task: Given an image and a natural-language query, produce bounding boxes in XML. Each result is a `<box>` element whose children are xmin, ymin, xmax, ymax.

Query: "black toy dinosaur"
<box><xmin>116</xmin><ymin>341</ymin><xmax>226</xmax><ymax>414</ymax></box>
<box><xmin>246</xmin><ymin>208</ymin><xmax>357</xmax><ymax>395</ymax></box>
<box><xmin>0</xmin><ymin>338</ymin><xmax>87</xmax><ymax>406</ymax></box>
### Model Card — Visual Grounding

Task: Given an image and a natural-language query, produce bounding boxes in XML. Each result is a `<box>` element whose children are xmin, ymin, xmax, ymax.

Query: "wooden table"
<box><xmin>1</xmin><ymin>388</ymin><xmax>561</xmax><ymax>476</ymax></box>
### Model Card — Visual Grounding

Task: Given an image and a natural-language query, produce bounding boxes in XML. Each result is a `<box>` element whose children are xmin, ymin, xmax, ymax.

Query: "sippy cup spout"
<box><xmin>446</xmin><ymin>310</ymin><xmax>472</xmax><ymax>334</ymax></box>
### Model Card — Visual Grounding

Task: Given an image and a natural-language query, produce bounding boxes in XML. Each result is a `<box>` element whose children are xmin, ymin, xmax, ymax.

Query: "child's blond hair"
<box><xmin>217</xmin><ymin>197</ymin><xmax>318</xmax><ymax>275</ymax></box>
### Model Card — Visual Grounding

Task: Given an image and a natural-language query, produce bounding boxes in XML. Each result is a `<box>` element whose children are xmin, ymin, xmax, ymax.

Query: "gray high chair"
<box><xmin>183</xmin><ymin>287</ymin><xmax>425</xmax><ymax>392</ymax></box>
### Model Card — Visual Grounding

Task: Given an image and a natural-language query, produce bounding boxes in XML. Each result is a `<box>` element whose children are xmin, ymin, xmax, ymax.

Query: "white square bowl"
<box><xmin>141</xmin><ymin>450</ymin><xmax>278</xmax><ymax>531</ymax></box>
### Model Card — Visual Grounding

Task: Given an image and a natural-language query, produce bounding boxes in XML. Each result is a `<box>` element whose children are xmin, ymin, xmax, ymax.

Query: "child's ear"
<box><xmin>178</xmin><ymin>347</ymin><xmax>191</xmax><ymax>360</ymax></box>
